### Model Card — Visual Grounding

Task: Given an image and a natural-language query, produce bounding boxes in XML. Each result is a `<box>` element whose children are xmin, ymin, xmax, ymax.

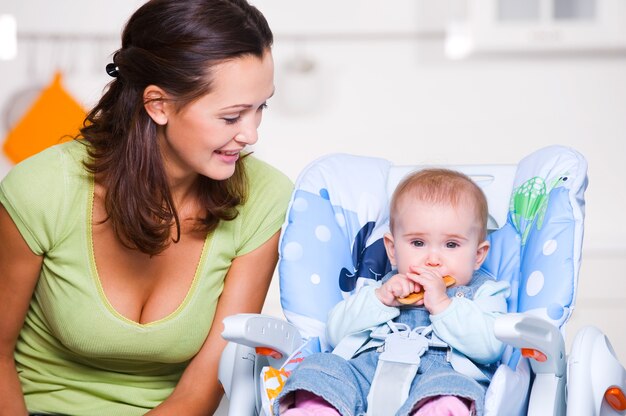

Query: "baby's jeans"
<box><xmin>274</xmin><ymin>349</ymin><xmax>486</xmax><ymax>416</ymax></box>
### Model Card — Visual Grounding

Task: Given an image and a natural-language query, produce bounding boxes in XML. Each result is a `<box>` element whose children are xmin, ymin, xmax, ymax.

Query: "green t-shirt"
<box><xmin>0</xmin><ymin>140</ymin><xmax>293</xmax><ymax>415</ymax></box>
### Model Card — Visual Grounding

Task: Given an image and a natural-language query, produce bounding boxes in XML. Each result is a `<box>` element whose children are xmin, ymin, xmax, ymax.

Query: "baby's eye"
<box><xmin>446</xmin><ymin>242</ymin><xmax>459</xmax><ymax>248</ymax></box>
<box><xmin>257</xmin><ymin>102</ymin><xmax>268</xmax><ymax>112</ymax></box>
<box><xmin>411</xmin><ymin>240</ymin><xmax>424</xmax><ymax>247</ymax></box>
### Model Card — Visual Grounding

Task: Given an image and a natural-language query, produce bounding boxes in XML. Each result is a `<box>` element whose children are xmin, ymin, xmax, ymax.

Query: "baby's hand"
<box><xmin>407</xmin><ymin>267</ymin><xmax>453</xmax><ymax>314</ymax></box>
<box><xmin>396</xmin><ymin>274</ymin><xmax>456</xmax><ymax>305</ymax></box>
<box><xmin>375</xmin><ymin>273</ymin><xmax>420</xmax><ymax>307</ymax></box>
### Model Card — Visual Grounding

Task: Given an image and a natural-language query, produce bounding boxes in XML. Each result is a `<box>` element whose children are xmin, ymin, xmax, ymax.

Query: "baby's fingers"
<box><xmin>409</xmin><ymin>266</ymin><xmax>441</xmax><ymax>280</ymax></box>
<box><xmin>391</xmin><ymin>281</ymin><xmax>414</xmax><ymax>298</ymax></box>
<box><xmin>404</xmin><ymin>272</ymin><xmax>423</xmax><ymax>288</ymax></box>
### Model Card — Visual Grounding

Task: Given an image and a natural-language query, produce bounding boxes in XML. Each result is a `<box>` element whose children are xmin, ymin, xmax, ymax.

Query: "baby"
<box><xmin>274</xmin><ymin>168</ymin><xmax>510</xmax><ymax>416</ymax></box>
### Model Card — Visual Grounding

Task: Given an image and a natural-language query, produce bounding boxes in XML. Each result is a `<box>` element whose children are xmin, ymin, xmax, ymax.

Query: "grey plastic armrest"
<box><xmin>221</xmin><ymin>313</ymin><xmax>303</xmax><ymax>358</ymax></box>
<box><xmin>567</xmin><ymin>325</ymin><xmax>626</xmax><ymax>416</ymax></box>
<box><xmin>495</xmin><ymin>313</ymin><xmax>566</xmax><ymax>416</ymax></box>
<box><xmin>218</xmin><ymin>314</ymin><xmax>304</xmax><ymax>416</ymax></box>
<box><xmin>218</xmin><ymin>342</ymin><xmax>257</xmax><ymax>416</ymax></box>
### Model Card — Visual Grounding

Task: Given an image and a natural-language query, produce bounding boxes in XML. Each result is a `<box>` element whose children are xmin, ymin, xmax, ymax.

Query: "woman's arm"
<box><xmin>148</xmin><ymin>231</ymin><xmax>281</xmax><ymax>415</ymax></box>
<box><xmin>0</xmin><ymin>205</ymin><xmax>43</xmax><ymax>415</ymax></box>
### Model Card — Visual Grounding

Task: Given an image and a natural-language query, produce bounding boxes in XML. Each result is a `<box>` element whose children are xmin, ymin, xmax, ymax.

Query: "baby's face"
<box><xmin>385</xmin><ymin>198</ymin><xmax>488</xmax><ymax>287</ymax></box>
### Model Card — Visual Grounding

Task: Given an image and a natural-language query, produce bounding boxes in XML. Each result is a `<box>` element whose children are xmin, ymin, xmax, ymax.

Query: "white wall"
<box><xmin>1</xmin><ymin>0</ymin><xmax>626</xmax><ymax>398</ymax></box>
<box><xmin>258</xmin><ymin>1</ymin><xmax>626</xmax><ymax>365</ymax></box>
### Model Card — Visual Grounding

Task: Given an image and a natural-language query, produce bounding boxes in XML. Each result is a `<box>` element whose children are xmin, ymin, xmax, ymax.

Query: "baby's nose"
<box><xmin>425</xmin><ymin>252</ymin><xmax>441</xmax><ymax>267</ymax></box>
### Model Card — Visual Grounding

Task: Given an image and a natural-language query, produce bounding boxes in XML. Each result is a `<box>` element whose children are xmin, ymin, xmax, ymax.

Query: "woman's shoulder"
<box><xmin>3</xmin><ymin>140</ymin><xmax>88</xmax><ymax>184</ymax></box>
<box><xmin>243</xmin><ymin>154</ymin><xmax>291</xmax><ymax>179</ymax></box>
<box><xmin>242</xmin><ymin>154</ymin><xmax>293</xmax><ymax>198</ymax></box>
<box><xmin>0</xmin><ymin>141</ymin><xmax>90</xmax><ymax>253</ymax></box>
<box><xmin>228</xmin><ymin>155</ymin><xmax>293</xmax><ymax>254</ymax></box>
<box><xmin>0</xmin><ymin>140</ymin><xmax>89</xmax><ymax>219</ymax></box>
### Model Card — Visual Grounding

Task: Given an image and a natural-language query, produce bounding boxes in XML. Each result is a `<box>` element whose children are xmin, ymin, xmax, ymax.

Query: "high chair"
<box><xmin>218</xmin><ymin>145</ymin><xmax>626</xmax><ymax>416</ymax></box>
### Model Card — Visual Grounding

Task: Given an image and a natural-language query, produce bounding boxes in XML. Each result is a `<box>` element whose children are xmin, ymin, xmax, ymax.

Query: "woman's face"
<box><xmin>157</xmin><ymin>50</ymin><xmax>275</xmax><ymax>184</ymax></box>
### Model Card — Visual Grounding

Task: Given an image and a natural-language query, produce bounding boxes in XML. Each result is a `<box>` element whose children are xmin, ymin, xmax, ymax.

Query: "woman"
<box><xmin>0</xmin><ymin>0</ymin><xmax>292</xmax><ymax>414</ymax></box>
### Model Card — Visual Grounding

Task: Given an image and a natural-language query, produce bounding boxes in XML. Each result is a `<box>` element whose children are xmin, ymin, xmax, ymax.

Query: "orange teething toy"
<box><xmin>396</xmin><ymin>275</ymin><xmax>456</xmax><ymax>305</ymax></box>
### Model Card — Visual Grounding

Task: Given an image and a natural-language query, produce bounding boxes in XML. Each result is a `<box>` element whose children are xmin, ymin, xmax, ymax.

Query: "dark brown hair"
<box><xmin>79</xmin><ymin>0</ymin><xmax>273</xmax><ymax>255</ymax></box>
<box><xmin>389</xmin><ymin>168</ymin><xmax>489</xmax><ymax>241</ymax></box>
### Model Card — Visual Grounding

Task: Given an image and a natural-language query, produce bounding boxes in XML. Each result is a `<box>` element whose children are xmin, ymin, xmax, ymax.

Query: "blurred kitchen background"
<box><xmin>1</xmin><ymin>1</ymin><xmax>625</xmax><ymax>404</ymax></box>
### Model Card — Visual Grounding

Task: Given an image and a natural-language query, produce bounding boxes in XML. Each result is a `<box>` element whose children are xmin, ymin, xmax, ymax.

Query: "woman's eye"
<box><xmin>411</xmin><ymin>240</ymin><xmax>424</xmax><ymax>247</ymax></box>
<box><xmin>258</xmin><ymin>103</ymin><xmax>268</xmax><ymax>112</ymax></box>
<box><xmin>222</xmin><ymin>116</ymin><xmax>240</xmax><ymax>125</ymax></box>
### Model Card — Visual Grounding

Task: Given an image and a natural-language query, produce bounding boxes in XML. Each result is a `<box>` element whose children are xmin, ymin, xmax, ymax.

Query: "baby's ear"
<box><xmin>474</xmin><ymin>240</ymin><xmax>490</xmax><ymax>270</ymax></box>
<box><xmin>383</xmin><ymin>232</ymin><xmax>397</xmax><ymax>266</ymax></box>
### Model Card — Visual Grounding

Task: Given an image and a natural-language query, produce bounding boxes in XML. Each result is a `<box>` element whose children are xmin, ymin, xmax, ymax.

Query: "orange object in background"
<box><xmin>3</xmin><ymin>71</ymin><xmax>85</xmax><ymax>164</ymax></box>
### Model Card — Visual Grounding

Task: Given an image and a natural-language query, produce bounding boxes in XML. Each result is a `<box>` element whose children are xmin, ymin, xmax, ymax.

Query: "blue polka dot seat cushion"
<box><xmin>277</xmin><ymin>145</ymin><xmax>587</xmax><ymax>415</ymax></box>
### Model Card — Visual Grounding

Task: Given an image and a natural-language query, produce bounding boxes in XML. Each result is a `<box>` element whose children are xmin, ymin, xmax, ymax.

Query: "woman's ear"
<box><xmin>474</xmin><ymin>240</ymin><xmax>490</xmax><ymax>270</ymax></box>
<box><xmin>143</xmin><ymin>85</ymin><xmax>169</xmax><ymax>125</ymax></box>
<box><xmin>383</xmin><ymin>232</ymin><xmax>397</xmax><ymax>267</ymax></box>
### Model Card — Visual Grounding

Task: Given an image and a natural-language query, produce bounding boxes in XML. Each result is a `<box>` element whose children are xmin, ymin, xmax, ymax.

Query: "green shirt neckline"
<box><xmin>85</xmin><ymin>175</ymin><xmax>212</xmax><ymax>328</ymax></box>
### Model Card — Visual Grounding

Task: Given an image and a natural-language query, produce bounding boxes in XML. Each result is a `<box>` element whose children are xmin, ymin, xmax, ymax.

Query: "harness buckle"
<box><xmin>379</xmin><ymin>330</ymin><xmax>429</xmax><ymax>366</ymax></box>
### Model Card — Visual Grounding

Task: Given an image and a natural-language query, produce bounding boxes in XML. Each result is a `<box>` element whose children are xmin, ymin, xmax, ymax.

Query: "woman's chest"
<box><xmin>91</xmin><ymin>220</ymin><xmax>208</xmax><ymax>325</ymax></box>
<box><xmin>33</xmin><ymin>211</ymin><xmax>226</xmax><ymax>363</ymax></box>
<box><xmin>33</xmin><ymin>242</ymin><xmax>219</xmax><ymax>363</ymax></box>
<box><xmin>90</xmin><ymin>183</ymin><xmax>210</xmax><ymax>325</ymax></box>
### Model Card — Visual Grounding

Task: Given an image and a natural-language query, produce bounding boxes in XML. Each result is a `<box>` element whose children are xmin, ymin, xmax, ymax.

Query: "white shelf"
<box><xmin>446</xmin><ymin>0</ymin><xmax>626</xmax><ymax>58</ymax></box>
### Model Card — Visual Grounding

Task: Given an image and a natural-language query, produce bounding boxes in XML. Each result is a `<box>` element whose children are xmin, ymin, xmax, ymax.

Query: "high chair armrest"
<box><xmin>567</xmin><ymin>325</ymin><xmax>626</xmax><ymax>416</ymax></box>
<box><xmin>218</xmin><ymin>314</ymin><xmax>304</xmax><ymax>416</ymax></box>
<box><xmin>495</xmin><ymin>313</ymin><xmax>566</xmax><ymax>376</ymax></box>
<box><xmin>218</xmin><ymin>342</ymin><xmax>258</xmax><ymax>416</ymax></box>
<box><xmin>495</xmin><ymin>313</ymin><xmax>567</xmax><ymax>416</ymax></box>
<box><xmin>221</xmin><ymin>313</ymin><xmax>303</xmax><ymax>359</ymax></box>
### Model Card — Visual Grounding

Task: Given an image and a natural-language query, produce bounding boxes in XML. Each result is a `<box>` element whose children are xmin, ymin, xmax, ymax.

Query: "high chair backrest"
<box><xmin>278</xmin><ymin>146</ymin><xmax>587</xmax><ymax>354</ymax></box>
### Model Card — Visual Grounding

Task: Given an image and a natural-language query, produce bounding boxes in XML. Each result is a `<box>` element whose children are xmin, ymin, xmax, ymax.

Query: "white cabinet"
<box><xmin>446</xmin><ymin>0</ymin><xmax>626</xmax><ymax>58</ymax></box>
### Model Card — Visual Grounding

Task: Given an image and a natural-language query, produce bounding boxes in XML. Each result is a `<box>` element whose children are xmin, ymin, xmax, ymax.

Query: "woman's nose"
<box><xmin>235</xmin><ymin>113</ymin><xmax>261</xmax><ymax>145</ymax></box>
<box><xmin>234</xmin><ymin>129</ymin><xmax>258</xmax><ymax>146</ymax></box>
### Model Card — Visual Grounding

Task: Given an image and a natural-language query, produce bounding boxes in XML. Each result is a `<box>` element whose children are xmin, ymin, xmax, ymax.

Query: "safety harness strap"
<box><xmin>332</xmin><ymin>330</ymin><xmax>374</xmax><ymax>360</ymax></box>
<box><xmin>334</xmin><ymin>322</ymin><xmax>492</xmax><ymax>414</ymax></box>
<box><xmin>366</xmin><ymin>361</ymin><xmax>419</xmax><ymax>416</ymax></box>
<box><xmin>449</xmin><ymin>348</ymin><xmax>491</xmax><ymax>383</ymax></box>
<box><xmin>366</xmin><ymin>326</ymin><xmax>430</xmax><ymax>415</ymax></box>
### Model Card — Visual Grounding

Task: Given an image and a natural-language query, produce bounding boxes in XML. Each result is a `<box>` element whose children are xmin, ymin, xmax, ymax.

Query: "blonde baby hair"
<box><xmin>389</xmin><ymin>168</ymin><xmax>489</xmax><ymax>240</ymax></box>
